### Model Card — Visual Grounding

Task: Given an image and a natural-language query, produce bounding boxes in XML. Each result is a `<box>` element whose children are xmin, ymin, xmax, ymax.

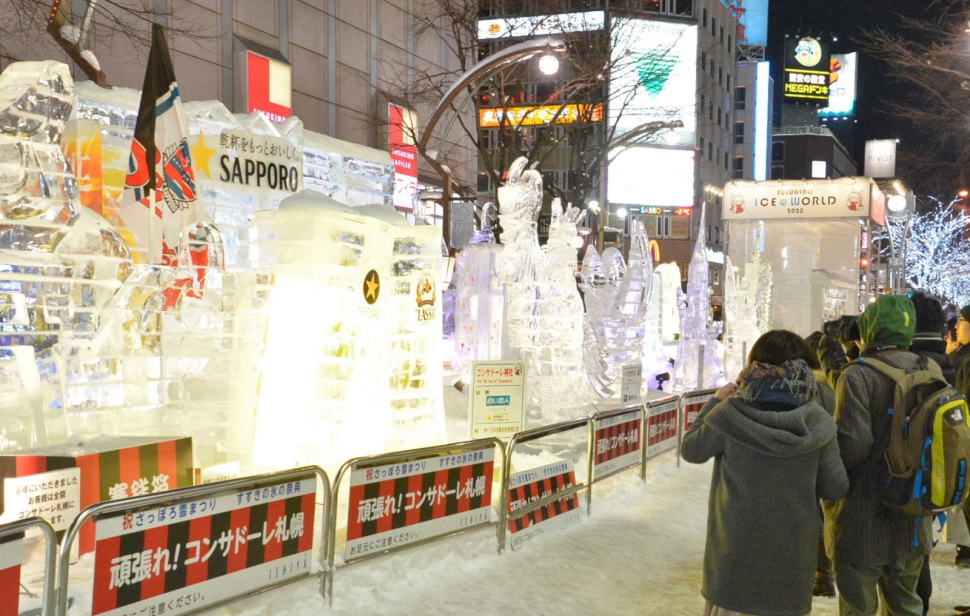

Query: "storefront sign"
<box><xmin>469</xmin><ymin>360</ymin><xmax>526</xmax><ymax>441</ymax></box>
<box><xmin>680</xmin><ymin>391</ymin><xmax>714</xmax><ymax>434</ymax></box>
<box><xmin>723</xmin><ymin>179</ymin><xmax>873</xmax><ymax>220</ymax></box>
<box><xmin>0</xmin><ymin>534</ymin><xmax>20</xmax><ymax>616</ymax></box>
<box><xmin>91</xmin><ymin>476</ymin><xmax>316</xmax><ymax>616</ymax></box>
<box><xmin>245</xmin><ymin>51</ymin><xmax>291</xmax><ymax>124</ymax></box>
<box><xmin>477</xmin><ymin>11</ymin><xmax>604</xmax><ymax>39</ymax></box>
<box><xmin>389</xmin><ymin>103</ymin><xmax>418</xmax><ymax>211</ymax></box>
<box><xmin>478</xmin><ymin>103</ymin><xmax>603</xmax><ymax>128</ymax></box>
<box><xmin>593</xmin><ymin>411</ymin><xmax>641</xmax><ymax>477</ymax></box>
<box><xmin>864</xmin><ymin>139</ymin><xmax>897</xmax><ymax>178</ymax></box>
<box><xmin>646</xmin><ymin>397</ymin><xmax>679</xmax><ymax>459</ymax></box>
<box><xmin>191</xmin><ymin>131</ymin><xmax>302</xmax><ymax>194</ymax></box>
<box><xmin>345</xmin><ymin>449</ymin><xmax>495</xmax><ymax>560</ymax></box>
<box><xmin>0</xmin><ymin>467</ymin><xmax>80</xmax><ymax>532</ymax></box>
<box><xmin>721</xmin><ymin>0</ymin><xmax>768</xmax><ymax>48</ymax></box>
<box><xmin>507</xmin><ymin>461</ymin><xmax>582</xmax><ymax>549</ymax></box>
<box><xmin>783</xmin><ymin>36</ymin><xmax>830</xmax><ymax>103</ymax></box>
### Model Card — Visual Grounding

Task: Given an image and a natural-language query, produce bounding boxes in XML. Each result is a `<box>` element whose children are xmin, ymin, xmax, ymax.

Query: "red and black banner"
<box><xmin>647</xmin><ymin>407</ymin><xmax>678</xmax><ymax>447</ymax></box>
<box><xmin>347</xmin><ymin>461</ymin><xmax>493</xmax><ymax>541</ymax></box>
<box><xmin>594</xmin><ymin>419</ymin><xmax>640</xmax><ymax>466</ymax></box>
<box><xmin>681</xmin><ymin>394</ymin><xmax>713</xmax><ymax>433</ymax></box>
<box><xmin>507</xmin><ymin>470</ymin><xmax>579</xmax><ymax>533</ymax></box>
<box><xmin>0</xmin><ymin>533</ymin><xmax>21</xmax><ymax>616</ymax></box>
<box><xmin>0</xmin><ymin>438</ymin><xmax>193</xmax><ymax>554</ymax></box>
<box><xmin>92</xmin><ymin>492</ymin><xmax>313</xmax><ymax>615</ymax></box>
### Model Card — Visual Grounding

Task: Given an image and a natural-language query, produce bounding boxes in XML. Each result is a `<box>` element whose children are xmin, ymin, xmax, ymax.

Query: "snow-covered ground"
<box><xmin>216</xmin><ymin>457</ymin><xmax>970</xmax><ymax>616</ymax></box>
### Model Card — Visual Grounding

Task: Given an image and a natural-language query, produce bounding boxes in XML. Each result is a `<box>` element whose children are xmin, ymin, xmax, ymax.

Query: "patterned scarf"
<box><xmin>736</xmin><ymin>359</ymin><xmax>817</xmax><ymax>407</ymax></box>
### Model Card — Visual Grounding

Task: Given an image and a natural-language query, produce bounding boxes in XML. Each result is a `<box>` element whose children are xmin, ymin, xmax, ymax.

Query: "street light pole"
<box><xmin>416</xmin><ymin>37</ymin><xmax>566</xmax><ymax>254</ymax></box>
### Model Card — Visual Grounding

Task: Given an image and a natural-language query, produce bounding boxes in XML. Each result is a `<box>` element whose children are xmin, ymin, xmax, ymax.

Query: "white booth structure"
<box><xmin>723</xmin><ymin>178</ymin><xmax>887</xmax><ymax>336</ymax></box>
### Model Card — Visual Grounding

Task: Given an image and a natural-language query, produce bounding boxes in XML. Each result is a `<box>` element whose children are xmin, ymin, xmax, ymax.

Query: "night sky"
<box><xmin>769</xmin><ymin>0</ymin><xmax>937</xmax><ymax>174</ymax></box>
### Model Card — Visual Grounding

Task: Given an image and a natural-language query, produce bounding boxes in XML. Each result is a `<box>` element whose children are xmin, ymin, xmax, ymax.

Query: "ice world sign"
<box><xmin>723</xmin><ymin>178</ymin><xmax>877</xmax><ymax>220</ymax></box>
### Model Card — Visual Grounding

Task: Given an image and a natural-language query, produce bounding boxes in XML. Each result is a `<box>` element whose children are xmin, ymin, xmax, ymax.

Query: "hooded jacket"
<box><xmin>682</xmin><ymin>395</ymin><xmax>848</xmax><ymax>616</ymax></box>
<box><xmin>825</xmin><ymin>295</ymin><xmax>933</xmax><ymax>565</ymax></box>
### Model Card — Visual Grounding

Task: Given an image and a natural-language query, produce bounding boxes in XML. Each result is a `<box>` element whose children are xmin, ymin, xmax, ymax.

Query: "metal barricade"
<box><xmin>327</xmin><ymin>438</ymin><xmax>506</xmax><ymax>600</ymax></box>
<box><xmin>500</xmin><ymin>417</ymin><xmax>592</xmax><ymax>550</ymax></box>
<box><xmin>56</xmin><ymin>466</ymin><xmax>330</xmax><ymax>616</ymax></box>
<box><xmin>642</xmin><ymin>394</ymin><xmax>682</xmax><ymax>478</ymax></box>
<box><xmin>588</xmin><ymin>404</ymin><xmax>645</xmax><ymax>489</ymax></box>
<box><xmin>678</xmin><ymin>388</ymin><xmax>718</xmax><ymax>464</ymax></box>
<box><xmin>0</xmin><ymin>516</ymin><xmax>56</xmax><ymax>616</ymax></box>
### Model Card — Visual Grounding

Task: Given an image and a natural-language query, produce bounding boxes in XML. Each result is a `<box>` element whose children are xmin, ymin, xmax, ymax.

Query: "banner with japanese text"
<box><xmin>681</xmin><ymin>391</ymin><xmax>715</xmax><ymax>435</ymax></box>
<box><xmin>507</xmin><ymin>461</ymin><xmax>582</xmax><ymax>549</ymax></box>
<box><xmin>592</xmin><ymin>411</ymin><xmax>641</xmax><ymax>478</ymax></box>
<box><xmin>0</xmin><ymin>533</ymin><xmax>21</xmax><ymax>616</ymax></box>
<box><xmin>90</xmin><ymin>476</ymin><xmax>316</xmax><ymax>616</ymax></box>
<box><xmin>345</xmin><ymin>449</ymin><xmax>495</xmax><ymax>561</ymax></box>
<box><xmin>646</xmin><ymin>397</ymin><xmax>680</xmax><ymax>459</ymax></box>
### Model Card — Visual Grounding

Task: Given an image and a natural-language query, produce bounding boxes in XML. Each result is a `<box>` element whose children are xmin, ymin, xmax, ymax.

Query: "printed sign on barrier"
<box><xmin>90</xmin><ymin>476</ymin><xmax>316</xmax><ymax>616</ymax></box>
<box><xmin>0</xmin><ymin>534</ymin><xmax>20</xmax><ymax>616</ymax></box>
<box><xmin>681</xmin><ymin>391</ymin><xmax>715</xmax><ymax>434</ymax></box>
<box><xmin>345</xmin><ymin>449</ymin><xmax>495</xmax><ymax>561</ymax></box>
<box><xmin>646</xmin><ymin>398</ymin><xmax>680</xmax><ymax>460</ymax></box>
<box><xmin>507</xmin><ymin>461</ymin><xmax>582</xmax><ymax>549</ymax></box>
<box><xmin>593</xmin><ymin>411</ymin><xmax>641</xmax><ymax>477</ymax></box>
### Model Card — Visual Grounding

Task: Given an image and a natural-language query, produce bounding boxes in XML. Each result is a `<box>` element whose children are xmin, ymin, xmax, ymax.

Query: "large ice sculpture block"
<box><xmin>0</xmin><ymin>61</ymin><xmax>74</xmax><ymax>144</ymax></box>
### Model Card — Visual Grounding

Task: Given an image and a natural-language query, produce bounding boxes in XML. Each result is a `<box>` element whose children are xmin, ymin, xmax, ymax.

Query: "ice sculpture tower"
<box><xmin>673</xmin><ymin>209</ymin><xmax>725</xmax><ymax>391</ymax></box>
<box><xmin>497</xmin><ymin>158</ymin><xmax>591</xmax><ymax>424</ymax></box>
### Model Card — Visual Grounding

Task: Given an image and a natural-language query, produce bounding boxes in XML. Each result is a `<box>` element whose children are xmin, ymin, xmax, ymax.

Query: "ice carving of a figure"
<box><xmin>722</xmin><ymin>253</ymin><xmax>773</xmax><ymax>379</ymax></box>
<box><xmin>673</xmin><ymin>207</ymin><xmax>725</xmax><ymax>392</ymax></box>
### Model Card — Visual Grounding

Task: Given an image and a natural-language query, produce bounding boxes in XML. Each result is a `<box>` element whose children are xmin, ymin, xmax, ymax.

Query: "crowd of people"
<box><xmin>681</xmin><ymin>293</ymin><xmax>970</xmax><ymax>616</ymax></box>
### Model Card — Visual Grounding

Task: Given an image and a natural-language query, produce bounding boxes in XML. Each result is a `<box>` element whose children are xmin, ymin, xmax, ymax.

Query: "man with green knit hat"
<box><xmin>823</xmin><ymin>295</ymin><xmax>931</xmax><ymax>616</ymax></box>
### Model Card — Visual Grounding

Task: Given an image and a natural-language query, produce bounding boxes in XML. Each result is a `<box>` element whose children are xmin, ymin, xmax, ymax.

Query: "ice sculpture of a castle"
<box><xmin>497</xmin><ymin>158</ymin><xmax>591</xmax><ymax>424</ymax></box>
<box><xmin>673</xmin><ymin>209</ymin><xmax>726</xmax><ymax>391</ymax></box>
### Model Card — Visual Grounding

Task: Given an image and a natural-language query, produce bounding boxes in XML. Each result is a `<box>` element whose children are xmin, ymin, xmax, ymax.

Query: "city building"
<box><xmin>770</xmin><ymin>125</ymin><xmax>858</xmax><ymax>180</ymax></box>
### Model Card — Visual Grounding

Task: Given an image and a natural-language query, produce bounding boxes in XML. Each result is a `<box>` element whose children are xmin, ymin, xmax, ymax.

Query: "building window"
<box><xmin>771</xmin><ymin>165</ymin><xmax>785</xmax><ymax>180</ymax></box>
<box><xmin>734</xmin><ymin>121</ymin><xmax>744</xmax><ymax>144</ymax></box>
<box><xmin>709</xmin><ymin>101</ymin><xmax>714</xmax><ymax>120</ymax></box>
<box><xmin>771</xmin><ymin>141</ymin><xmax>785</xmax><ymax>162</ymax></box>
<box><xmin>724</xmin><ymin>151</ymin><xmax>730</xmax><ymax>170</ymax></box>
<box><xmin>726</xmin><ymin>74</ymin><xmax>731</xmax><ymax>92</ymax></box>
<box><xmin>717</xmin><ymin>107</ymin><xmax>722</xmax><ymax>126</ymax></box>
<box><xmin>733</xmin><ymin>155</ymin><xmax>744</xmax><ymax>175</ymax></box>
<box><xmin>701</xmin><ymin>51</ymin><xmax>707</xmax><ymax>71</ymax></box>
<box><xmin>711</xmin><ymin>17</ymin><xmax>717</xmax><ymax>37</ymax></box>
<box><xmin>701</xmin><ymin>93</ymin><xmax>706</xmax><ymax>112</ymax></box>
<box><xmin>735</xmin><ymin>85</ymin><xmax>746</xmax><ymax>110</ymax></box>
<box><xmin>728</xmin><ymin>35</ymin><xmax>732</xmax><ymax>52</ymax></box>
<box><xmin>708</xmin><ymin>142</ymin><xmax>714</xmax><ymax>161</ymax></box>
<box><xmin>720</xmin><ymin>26</ymin><xmax>724</xmax><ymax>45</ymax></box>
<box><xmin>700</xmin><ymin>136</ymin><xmax>706</xmax><ymax>151</ymax></box>
<box><xmin>703</xmin><ymin>7</ymin><xmax>708</xmax><ymax>27</ymax></box>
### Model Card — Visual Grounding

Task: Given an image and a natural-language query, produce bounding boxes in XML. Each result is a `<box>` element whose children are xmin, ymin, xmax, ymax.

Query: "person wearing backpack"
<box><xmin>825</xmin><ymin>295</ymin><xmax>934</xmax><ymax>616</ymax></box>
<box><xmin>682</xmin><ymin>330</ymin><xmax>848</xmax><ymax>616</ymax></box>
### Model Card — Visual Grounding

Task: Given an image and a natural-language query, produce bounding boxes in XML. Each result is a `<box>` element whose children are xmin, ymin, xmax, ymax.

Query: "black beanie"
<box><xmin>961</xmin><ymin>305</ymin><xmax>970</xmax><ymax>322</ymax></box>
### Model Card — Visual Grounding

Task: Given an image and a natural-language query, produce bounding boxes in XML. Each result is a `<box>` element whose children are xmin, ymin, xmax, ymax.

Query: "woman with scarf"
<box><xmin>682</xmin><ymin>330</ymin><xmax>849</xmax><ymax>616</ymax></box>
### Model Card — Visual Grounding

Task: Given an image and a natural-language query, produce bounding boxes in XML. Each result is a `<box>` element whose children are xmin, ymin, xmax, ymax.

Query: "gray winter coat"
<box><xmin>682</xmin><ymin>396</ymin><xmax>848</xmax><ymax>616</ymax></box>
<box><xmin>824</xmin><ymin>349</ymin><xmax>933</xmax><ymax>565</ymax></box>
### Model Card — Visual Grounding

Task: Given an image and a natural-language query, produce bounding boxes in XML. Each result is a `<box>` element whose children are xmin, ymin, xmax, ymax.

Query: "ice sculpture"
<box><xmin>673</xmin><ymin>209</ymin><xmax>726</xmax><ymax>392</ymax></box>
<box><xmin>497</xmin><ymin>158</ymin><xmax>591</xmax><ymax>424</ymax></box>
<box><xmin>453</xmin><ymin>204</ymin><xmax>505</xmax><ymax>377</ymax></box>
<box><xmin>722</xmin><ymin>253</ymin><xmax>773</xmax><ymax>379</ymax></box>
<box><xmin>251</xmin><ymin>191</ymin><xmax>445</xmax><ymax>473</ymax></box>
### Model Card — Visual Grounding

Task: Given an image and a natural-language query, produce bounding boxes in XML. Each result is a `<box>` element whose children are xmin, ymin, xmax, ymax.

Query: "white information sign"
<box><xmin>469</xmin><ymin>360</ymin><xmax>526</xmax><ymax>441</ymax></box>
<box><xmin>620</xmin><ymin>364</ymin><xmax>642</xmax><ymax>405</ymax></box>
<box><xmin>0</xmin><ymin>467</ymin><xmax>81</xmax><ymax>532</ymax></box>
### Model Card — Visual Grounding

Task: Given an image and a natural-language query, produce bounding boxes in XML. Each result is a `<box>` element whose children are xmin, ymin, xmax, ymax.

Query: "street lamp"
<box><xmin>416</xmin><ymin>36</ymin><xmax>566</xmax><ymax>253</ymax></box>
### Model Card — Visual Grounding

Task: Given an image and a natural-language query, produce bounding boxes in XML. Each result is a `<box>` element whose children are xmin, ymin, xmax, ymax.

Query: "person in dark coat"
<box><xmin>824</xmin><ymin>295</ymin><xmax>932</xmax><ymax>616</ymax></box>
<box><xmin>948</xmin><ymin>305</ymin><xmax>970</xmax><ymax>570</ymax></box>
<box><xmin>805</xmin><ymin>329</ymin><xmax>837</xmax><ymax>597</ymax></box>
<box><xmin>682</xmin><ymin>330</ymin><xmax>848</xmax><ymax>616</ymax></box>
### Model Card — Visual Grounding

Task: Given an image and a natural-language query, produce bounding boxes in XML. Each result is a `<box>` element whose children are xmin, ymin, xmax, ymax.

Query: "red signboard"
<box><xmin>681</xmin><ymin>392</ymin><xmax>715</xmax><ymax>434</ymax></box>
<box><xmin>506</xmin><ymin>463</ymin><xmax>580</xmax><ymax>533</ymax></box>
<box><xmin>345</xmin><ymin>450</ymin><xmax>495</xmax><ymax>559</ymax></box>
<box><xmin>0</xmin><ymin>535</ymin><xmax>20</xmax><ymax>616</ymax></box>
<box><xmin>388</xmin><ymin>103</ymin><xmax>418</xmax><ymax>211</ymax></box>
<box><xmin>247</xmin><ymin>51</ymin><xmax>291</xmax><ymax>123</ymax></box>
<box><xmin>91</xmin><ymin>477</ymin><xmax>315</xmax><ymax>616</ymax></box>
<box><xmin>646</xmin><ymin>398</ymin><xmax>679</xmax><ymax>459</ymax></box>
<box><xmin>593</xmin><ymin>414</ymin><xmax>640</xmax><ymax>468</ymax></box>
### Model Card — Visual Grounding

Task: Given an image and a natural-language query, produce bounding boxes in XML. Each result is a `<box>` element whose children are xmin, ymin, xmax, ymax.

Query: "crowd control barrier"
<box><xmin>0</xmin><ymin>516</ymin><xmax>56</xmax><ymax>616</ymax></box>
<box><xmin>678</xmin><ymin>388</ymin><xmax>718</xmax><ymax>464</ymax></box>
<box><xmin>327</xmin><ymin>438</ymin><xmax>507</xmax><ymax>602</ymax></box>
<box><xmin>500</xmin><ymin>417</ymin><xmax>592</xmax><ymax>551</ymax></box>
<box><xmin>56</xmin><ymin>466</ymin><xmax>330</xmax><ymax>616</ymax></box>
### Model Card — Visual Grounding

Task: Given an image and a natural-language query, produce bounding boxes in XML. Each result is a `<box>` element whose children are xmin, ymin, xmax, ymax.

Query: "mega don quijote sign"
<box><xmin>723</xmin><ymin>178</ymin><xmax>875</xmax><ymax>220</ymax></box>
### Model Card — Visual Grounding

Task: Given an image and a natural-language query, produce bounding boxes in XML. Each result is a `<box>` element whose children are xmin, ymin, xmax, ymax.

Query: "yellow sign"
<box><xmin>478</xmin><ymin>103</ymin><xmax>603</xmax><ymax>128</ymax></box>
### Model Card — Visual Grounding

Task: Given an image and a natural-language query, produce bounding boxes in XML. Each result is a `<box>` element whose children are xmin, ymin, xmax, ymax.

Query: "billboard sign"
<box><xmin>245</xmin><ymin>51</ymin><xmax>292</xmax><ymax>124</ymax></box>
<box><xmin>819</xmin><ymin>53</ymin><xmax>858</xmax><ymax>118</ymax></box>
<box><xmin>723</xmin><ymin>178</ymin><xmax>875</xmax><ymax>220</ymax></box>
<box><xmin>864</xmin><ymin>139</ymin><xmax>897</xmax><ymax>178</ymax></box>
<box><xmin>478</xmin><ymin>11</ymin><xmax>604</xmax><ymax>39</ymax></box>
<box><xmin>610</xmin><ymin>18</ymin><xmax>697</xmax><ymax>148</ymax></box>
<box><xmin>608</xmin><ymin>146</ymin><xmax>695</xmax><ymax>208</ymax></box>
<box><xmin>783</xmin><ymin>36</ymin><xmax>831</xmax><ymax>104</ymax></box>
<box><xmin>478</xmin><ymin>103</ymin><xmax>603</xmax><ymax>128</ymax></box>
<box><xmin>388</xmin><ymin>103</ymin><xmax>418</xmax><ymax>211</ymax></box>
<box><xmin>721</xmin><ymin>0</ymin><xmax>769</xmax><ymax>48</ymax></box>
